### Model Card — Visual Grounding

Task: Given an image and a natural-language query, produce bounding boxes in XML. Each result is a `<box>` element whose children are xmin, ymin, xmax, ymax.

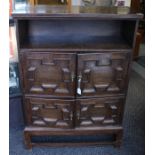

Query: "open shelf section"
<box><xmin>17</xmin><ymin>19</ymin><xmax>137</xmax><ymax>51</ymax></box>
<box><xmin>21</xmin><ymin>36</ymin><xmax>131</xmax><ymax>50</ymax></box>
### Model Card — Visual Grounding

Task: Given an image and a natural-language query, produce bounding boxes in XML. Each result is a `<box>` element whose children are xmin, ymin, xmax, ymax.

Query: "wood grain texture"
<box><xmin>16</xmin><ymin>19</ymin><xmax>135</xmax><ymax>50</ymax></box>
<box><xmin>77</xmin><ymin>52</ymin><xmax>131</xmax><ymax>97</ymax></box>
<box><xmin>20</xmin><ymin>52</ymin><xmax>76</xmax><ymax>97</ymax></box>
<box><xmin>76</xmin><ymin>97</ymin><xmax>125</xmax><ymax>127</ymax></box>
<box><xmin>25</xmin><ymin>98</ymin><xmax>75</xmax><ymax>128</ymax></box>
<box><xmin>24</xmin><ymin>126</ymin><xmax>123</xmax><ymax>149</ymax></box>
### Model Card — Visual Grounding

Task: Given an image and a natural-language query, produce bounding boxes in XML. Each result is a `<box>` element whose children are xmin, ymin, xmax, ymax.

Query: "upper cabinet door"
<box><xmin>77</xmin><ymin>52</ymin><xmax>131</xmax><ymax>97</ymax></box>
<box><xmin>20</xmin><ymin>52</ymin><xmax>76</xmax><ymax>97</ymax></box>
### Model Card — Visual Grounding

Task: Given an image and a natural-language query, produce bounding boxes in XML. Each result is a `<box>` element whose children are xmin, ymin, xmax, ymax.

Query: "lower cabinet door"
<box><xmin>25</xmin><ymin>98</ymin><xmax>75</xmax><ymax>128</ymax></box>
<box><xmin>76</xmin><ymin>97</ymin><xmax>124</xmax><ymax>127</ymax></box>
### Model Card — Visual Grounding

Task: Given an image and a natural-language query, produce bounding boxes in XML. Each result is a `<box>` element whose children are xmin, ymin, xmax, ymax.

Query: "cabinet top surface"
<box><xmin>12</xmin><ymin>5</ymin><xmax>143</xmax><ymax>19</ymax></box>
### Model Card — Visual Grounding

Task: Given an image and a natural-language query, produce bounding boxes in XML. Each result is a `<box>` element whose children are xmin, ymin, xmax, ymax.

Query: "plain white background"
<box><xmin>0</xmin><ymin>0</ymin><xmax>153</xmax><ymax>155</ymax></box>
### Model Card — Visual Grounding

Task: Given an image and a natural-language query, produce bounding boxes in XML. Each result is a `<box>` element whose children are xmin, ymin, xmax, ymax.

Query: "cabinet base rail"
<box><xmin>24</xmin><ymin>126</ymin><xmax>123</xmax><ymax>149</ymax></box>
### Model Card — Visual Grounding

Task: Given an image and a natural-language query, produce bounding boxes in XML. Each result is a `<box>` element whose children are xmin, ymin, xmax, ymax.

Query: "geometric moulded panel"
<box><xmin>76</xmin><ymin>96</ymin><xmax>124</xmax><ymax>127</ymax></box>
<box><xmin>20</xmin><ymin>52</ymin><xmax>76</xmax><ymax>97</ymax></box>
<box><xmin>25</xmin><ymin>98</ymin><xmax>74</xmax><ymax>128</ymax></box>
<box><xmin>77</xmin><ymin>52</ymin><xmax>130</xmax><ymax>97</ymax></box>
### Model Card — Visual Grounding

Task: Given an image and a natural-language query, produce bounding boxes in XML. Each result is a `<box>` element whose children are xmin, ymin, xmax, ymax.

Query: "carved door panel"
<box><xmin>25</xmin><ymin>98</ymin><xmax>75</xmax><ymax>128</ymax></box>
<box><xmin>76</xmin><ymin>97</ymin><xmax>124</xmax><ymax>127</ymax></box>
<box><xmin>77</xmin><ymin>52</ymin><xmax>130</xmax><ymax>97</ymax></box>
<box><xmin>20</xmin><ymin>52</ymin><xmax>76</xmax><ymax>97</ymax></box>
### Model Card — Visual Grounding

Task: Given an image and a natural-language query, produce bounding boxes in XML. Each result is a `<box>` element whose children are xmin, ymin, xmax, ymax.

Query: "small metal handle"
<box><xmin>77</xmin><ymin>74</ymin><xmax>82</xmax><ymax>95</ymax></box>
<box><xmin>70</xmin><ymin>112</ymin><xmax>73</xmax><ymax>121</ymax></box>
<box><xmin>77</xmin><ymin>112</ymin><xmax>80</xmax><ymax>120</ymax></box>
<box><xmin>71</xmin><ymin>72</ymin><xmax>75</xmax><ymax>82</ymax></box>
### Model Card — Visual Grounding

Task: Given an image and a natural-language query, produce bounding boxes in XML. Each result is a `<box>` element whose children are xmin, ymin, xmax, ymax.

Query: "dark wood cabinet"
<box><xmin>13</xmin><ymin>5</ymin><xmax>142</xmax><ymax>149</ymax></box>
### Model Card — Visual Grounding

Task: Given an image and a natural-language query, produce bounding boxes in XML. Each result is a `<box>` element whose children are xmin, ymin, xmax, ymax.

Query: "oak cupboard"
<box><xmin>13</xmin><ymin>5</ymin><xmax>142</xmax><ymax>149</ymax></box>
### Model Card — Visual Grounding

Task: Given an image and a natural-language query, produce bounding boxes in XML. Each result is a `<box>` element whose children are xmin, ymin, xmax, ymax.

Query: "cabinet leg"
<box><xmin>114</xmin><ymin>131</ymin><xmax>123</xmax><ymax>148</ymax></box>
<box><xmin>24</xmin><ymin>131</ymin><xmax>32</xmax><ymax>149</ymax></box>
